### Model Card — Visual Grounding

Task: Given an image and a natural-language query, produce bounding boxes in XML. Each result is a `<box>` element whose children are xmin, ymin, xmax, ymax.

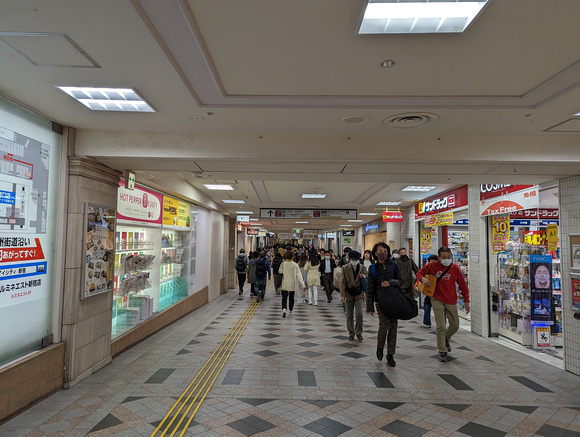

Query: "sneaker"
<box><xmin>282</xmin><ymin>309</ymin><xmax>287</xmax><ymax>318</ymax></box>
<box><xmin>343</xmin><ymin>311</ymin><xmax>347</xmax><ymax>315</ymax></box>
<box><xmin>445</xmin><ymin>339</ymin><xmax>451</xmax><ymax>352</ymax></box>
<box><xmin>289</xmin><ymin>311</ymin><xmax>292</xmax><ymax>315</ymax></box>
<box><xmin>309</xmin><ymin>301</ymin><xmax>312</xmax><ymax>305</ymax></box>
<box><xmin>439</xmin><ymin>352</ymin><xmax>448</xmax><ymax>362</ymax></box>
<box><xmin>424</xmin><ymin>324</ymin><xmax>431</xmax><ymax>328</ymax></box>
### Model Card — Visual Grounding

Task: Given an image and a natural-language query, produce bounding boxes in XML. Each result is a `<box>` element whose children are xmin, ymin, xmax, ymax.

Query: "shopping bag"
<box><xmin>417</xmin><ymin>274</ymin><xmax>437</xmax><ymax>297</ymax></box>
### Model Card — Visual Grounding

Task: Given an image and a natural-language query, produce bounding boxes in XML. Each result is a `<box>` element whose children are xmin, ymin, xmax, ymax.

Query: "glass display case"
<box><xmin>497</xmin><ymin>242</ymin><xmax>546</xmax><ymax>346</ymax></box>
<box><xmin>449</xmin><ymin>230</ymin><xmax>469</xmax><ymax>319</ymax></box>
<box><xmin>159</xmin><ymin>229</ymin><xmax>190</xmax><ymax>312</ymax></box>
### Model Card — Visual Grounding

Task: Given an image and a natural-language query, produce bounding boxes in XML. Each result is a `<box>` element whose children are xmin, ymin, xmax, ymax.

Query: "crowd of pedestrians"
<box><xmin>234</xmin><ymin>242</ymin><xmax>470</xmax><ymax>364</ymax></box>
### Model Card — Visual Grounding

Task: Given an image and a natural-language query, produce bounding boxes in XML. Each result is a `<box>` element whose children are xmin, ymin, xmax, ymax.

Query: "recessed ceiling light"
<box><xmin>296</xmin><ymin>221</ymin><xmax>309</xmax><ymax>224</ymax></box>
<box><xmin>402</xmin><ymin>186</ymin><xmax>436</xmax><ymax>192</ymax></box>
<box><xmin>56</xmin><ymin>86</ymin><xmax>155</xmax><ymax>112</ymax></box>
<box><xmin>380</xmin><ymin>60</ymin><xmax>396</xmax><ymax>68</ymax></box>
<box><xmin>204</xmin><ymin>184</ymin><xmax>234</xmax><ymax>190</ymax></box>
<box><xmin>359</xmin><ymin>212</ymin><xmax>379</xmax><ymax>216</ymax></box>
<box><xmin>302</xmin><ymin>193</ymin><xmax>327</xmax><ymax>199</ymax></box>
<box><xmin>377</xmin><ymin>201</ymin><xmax>401</xmax><ymax>206</ymax></box>
<box><xmin>358</xmin><ymin>0</ymin><xmax>488</xmax><ymax>34</ymax></box>
<box><xmin>348</xmin><ymin>220</ymin><xmax>363</xmax><ymax>222</ymax></box>
<box><xmin>236</xmin><ymin>211</ymin><xmax>254</xmax><ymax>214</ymax></box>
<box><xmin>339</xmin><ymin>224</ymin><xmax>353</xmax><ymax>227</ymax></box>
<box><xmin>573</xmin><ymin>111</ymin><xmax>580</xmax><ymax>117</ymax></box>
<box><xmin>223</xmin><ymin>200</ymin><xmax>245</xmax><ymax>204</ymax></box>
<box><xmin>250</xmin><ymin>218</ymin><xmax>259</xmax><ymax>221</ymax></box>
<box><xmin>340</xmin><ymin>115</ymin><xmax>369</xmax><ymax>125</ymax></box>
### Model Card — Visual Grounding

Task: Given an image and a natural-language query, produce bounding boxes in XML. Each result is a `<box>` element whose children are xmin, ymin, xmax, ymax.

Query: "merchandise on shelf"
<box><xmin>449</xmin><ymin>230</ymin><xmax>469</xmax><ymax>319</ymax></box>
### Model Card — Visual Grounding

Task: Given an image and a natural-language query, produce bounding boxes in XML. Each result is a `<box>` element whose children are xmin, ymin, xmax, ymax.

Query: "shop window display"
<box><xmin>449</xmin><ymin>230</ymin><xmax>469</xmax><ymax>319</ymax></box>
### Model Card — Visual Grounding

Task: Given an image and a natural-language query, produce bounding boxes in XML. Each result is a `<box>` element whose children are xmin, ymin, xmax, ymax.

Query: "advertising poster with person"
<box><xmin>530</xmin><ymin>254</ymin><xmax>553</xmax><ymax>322</ymax></box>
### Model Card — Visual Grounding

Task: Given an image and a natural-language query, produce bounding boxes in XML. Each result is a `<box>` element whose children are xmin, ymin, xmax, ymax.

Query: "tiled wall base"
<box><xmin>0</xmin><ymin>343</ymin><xmax>65</xmax><ymax>424</ymax></box>
<box><xmin>111</xmin><ymin>287</ymin><xmax>208</xmax><ymax>357</ymax></box>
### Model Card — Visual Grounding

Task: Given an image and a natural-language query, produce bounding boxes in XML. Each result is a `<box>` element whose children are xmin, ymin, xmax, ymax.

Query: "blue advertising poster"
<box><xmin>530</xmin><ymin>255</ymin><xmax>553</xmax><ymax>323</ymax></box>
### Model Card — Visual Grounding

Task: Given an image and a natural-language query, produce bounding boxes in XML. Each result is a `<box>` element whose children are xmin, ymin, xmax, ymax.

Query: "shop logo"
<box><xmin>366</xmin><ymin>223</ymin><xmax>379</xmax><ymax>232</ymax></box>
<box><xmin>480</xmin><ymin>184</ymin><xmax>511</xmax><ymax>194</ymax></box>
<box><xmin>419</xmin><ymin>194</ymin><xmax>455</xmax><ymax>214</ymax></box>
<box><xmin>143</xmin><ymin>193</ymin><xmax>148</xmax><ymax>208</ymax></box>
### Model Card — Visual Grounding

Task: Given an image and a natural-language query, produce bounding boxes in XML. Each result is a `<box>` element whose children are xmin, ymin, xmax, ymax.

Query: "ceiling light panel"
<box><xmin>236</xmin><ymin>211</ymin><xmax>254</xmax><ymax>214</ymax></box>
<box><xmin>204</xmin><ymin>184</ymin><xmax>234</xmax><ymax>190</ymax></box>
<box><xmin>359</xmin><ymin>212</ymin><xmax>379</xmax><ymax>216</ymax></box>
<box><xmin>223</xmin><ymin>200</ymin><xmax>245</xmax><ymax>203</ymax></box>
<box><xmin>377</xmin><ymin>201</ymin><xmax>401</xmax><ymax>206</ymax></box>
<box><xmin>402</xmin><ymin>186</ymin><xmax>436</xmax><ymax>192</ymax></box>
<box><xmin>302</xmin><ymin>193</ymin><xmax>327</xmax><ymax>198</ymax></box>
<box><xmin>56</xmin><ymin>87</ymin><xmax>155</xmax><ymax>112</ymax></box>
<box><xmin>358</xmin><ymin>0</ymin><xmax>488</xmax><ymax>34</ymax></box>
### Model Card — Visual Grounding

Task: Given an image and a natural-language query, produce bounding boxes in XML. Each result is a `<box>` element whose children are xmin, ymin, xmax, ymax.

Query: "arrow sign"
<box><xmin>268</xmin><ymin>210</ymin><xmax>274</xmax><ymax>217</ymax></box>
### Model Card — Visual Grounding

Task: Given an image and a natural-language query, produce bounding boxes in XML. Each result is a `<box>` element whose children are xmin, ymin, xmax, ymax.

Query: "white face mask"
<box><xmin>350</xmin><ymin>260</ymin><xmax>359</xmax><ymax>267</ymax></box>
<box><xmin>392</xmin><ymin>254</ymin><xmax>399</xmax><ymax>259</ymax></box>
<box><xmin>440</xmin><ymin>259</ymin><xmax>452</xmax><ymax>267</ymax></box>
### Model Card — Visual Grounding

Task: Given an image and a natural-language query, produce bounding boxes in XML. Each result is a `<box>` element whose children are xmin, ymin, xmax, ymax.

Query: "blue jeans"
<box><xmin>255</xmin><ymin>277</ymin><xmax>267</xmax><ymax>299</ymax></box>
<box><xmin>423</xmin><ymin>301</ymin><xmax>432</xmax><ymax>326</ymax></box>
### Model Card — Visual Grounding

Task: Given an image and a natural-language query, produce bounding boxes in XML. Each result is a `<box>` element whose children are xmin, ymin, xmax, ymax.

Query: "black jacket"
<box><xmin>319</xmin><ymin>258</ymin><xmax>337</xmax><ymax>275</ymax></box>
<box><xmin>272</xmin><ymin>257</ymin><xmax>283</xmax><ymax>275</ymax></box>
<box><xmin>366</xmin><ymin>260</ymin><xmax>402</xmax><ymax>313</ymax></box>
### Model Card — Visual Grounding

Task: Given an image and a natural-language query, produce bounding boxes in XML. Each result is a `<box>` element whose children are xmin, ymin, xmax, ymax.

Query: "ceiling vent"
<box><xmin>341</xmin><ymin>115</ymin><xmax>369</xmax><ymax>125</ymax></box>
<box><xmin>383</xmin><ymin>112</ymin><xmax>438</xmax><ymax>129</ymax></box>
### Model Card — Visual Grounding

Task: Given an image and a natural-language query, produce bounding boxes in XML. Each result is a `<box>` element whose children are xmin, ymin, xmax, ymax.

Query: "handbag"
<box><xmin>376</xmin><ymin>285</ymin><xmax>418</xmax><ymax>320</ymax></box>
<box><xmin>418</xmin><ymin>264</ymin><xmax>452</xmax><ymax>297</ymax></box>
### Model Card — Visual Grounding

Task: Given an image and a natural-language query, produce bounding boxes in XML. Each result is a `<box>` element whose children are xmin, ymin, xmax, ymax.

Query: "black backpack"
<box><xmin>255</xmin><ymin>258</ymin><xmax>267</xmax><ymax>279</ymax></box>
<box><xmin>235</xmin><ymin>257</ymin><xmax>246</xmax><ymax>272</ymax></box>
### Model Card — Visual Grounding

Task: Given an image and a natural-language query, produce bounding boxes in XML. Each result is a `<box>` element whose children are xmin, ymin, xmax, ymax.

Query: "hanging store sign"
<box><xmin>236</xmin><ymin>215</ymin><xmax>250</xmax><ymax>222</ymax></box>
<box><xmin>530</xmin><ymin>255</ymin><xmax>553</xmax><ymax>322</ymax></box>
<box><xmin>453</xmin><ymin>219</ymin><xmax>469</xmax><ymax>225</ymax></box>
<box><xmin>425</xmin><ymin>212</ymin><xmax>454</xmax><ymax>227</ymax></box>
<box><xmin>509</xmin><ymin>208</ymin><xmax>559</xmax><ymax>220</ymax></box>
<box><xmin>382</xmin><ymin>211</ymin><xmax>404</xmax><ymax>222</ymax></box>
<box><xmin>415</xmin><ymin>185</ymin><xmax>468</xmax><ymax>219</ymax></box>
<box><xmin>342</xmin><ymin>230</ymin><xmax>355</xmax><ymax>236</ymax></box>
<box><xmin>479</xmin><ymin>185</ymin><xmax>540</xmax><ymax>217</ymax></box>
<box><xmin>260</xmin><ymin>208</ymin><xmax>357</xmax><ymax>220</ymax></box>
<box><xmin>479</xmin><ymin>184</ymin><xmax>534</xmax><ymax>200</ymax></box>
<box><xmin>246</xmin><ymin>228</ymin><xmax>259</xmax><ymax>236</ymax></box>
<box><xmin>117</xmin><ymin>182</ymin><xmax>163</xmax><ymax>225</ymax></box>
<box><xmin>492</xmin><ymin>213</ymin><xmax>510</xmax><ymax>253</ymax></box>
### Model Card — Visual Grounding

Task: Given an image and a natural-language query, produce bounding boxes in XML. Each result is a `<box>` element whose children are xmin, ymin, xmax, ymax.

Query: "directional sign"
<box><xmin>260</xmin><ymin>209</ymin><xmax>357</xmax><ymax>219</ymax></box>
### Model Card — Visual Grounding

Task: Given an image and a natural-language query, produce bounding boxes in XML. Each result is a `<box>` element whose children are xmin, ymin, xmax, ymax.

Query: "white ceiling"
<box><xmin>0</xmin><ymin>0</ymin><xmax>578</xmax><ymax>233</ymax></box>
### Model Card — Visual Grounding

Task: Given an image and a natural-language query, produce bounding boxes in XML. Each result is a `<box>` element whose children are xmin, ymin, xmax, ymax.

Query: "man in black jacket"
<box><xmin>319</xmin><ymin>250</ymin><xmax>337</xmax><ymax>303</ymax></box>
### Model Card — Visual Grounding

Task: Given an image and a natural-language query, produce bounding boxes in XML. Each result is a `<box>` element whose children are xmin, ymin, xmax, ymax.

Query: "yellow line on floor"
<box><xmin>150</xmin><ymin>298</ymin><xmax>260</xmax><ymax>437</ymax></box>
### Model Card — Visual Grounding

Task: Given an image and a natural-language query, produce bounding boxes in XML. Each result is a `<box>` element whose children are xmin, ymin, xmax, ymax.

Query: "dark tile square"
<box><xmin>368</xmin><ymin>372</ymin><xmax>395</xmax><ymax>388</ymax></box>
<box><xmin>499</xmin><ymin>405</ymin><xmax>538</xmax><ymax>414</ymax></box>
<box><xmin>296</xmin><ymin>328</ymin><xmax>313</xmax><ymax>332</ymax></box>
<box><xmin>298</xmin><ymin>370</ymin><xmax>317</xmax><ymax>386</ymax></box>
<box><xmin>367</xmin><ymin>401</ymin><xmax>404</xmax><ymax>410</ymax></box>
<box><xmin>457</xmin><ymin>346</ymin><xmax>472</xmax><ymax>351</ymax></box>
<box><xmin>145</xmin><ymin>368</ymin><xmax>175</xmax><ymax>384</ymax></box>
<box><xmin>237</xmin><ymin>398</ymin><xmax>275</xmax><ymax>406</ymax></box>
<box><xmin>187</xmin><ymin>339</ymin><xmax>199</xmax><ymax>345</ymax></box>
<box><xmin>261</xmin><ymin>333</ymin><xmax>280</xmax><ymax>338</ymax></box>
<box><xmin>405</xmin><ymin>337</ymin><xmax>426</xmax><ymax>342</ymax></box>
<box><xmin>299</xmin><ymin>334</ymin><xmax>317</xmax><ymax>339</ymax></box>
<box><xmin>298</xmin><ymin>351</ymin><xmax>323</xmax><ymax>358</ymax></box>
<box><xmin>417</xmin><ymin>345</ymin><xmax>436</xmax><ymax>350</ymax></box>
<box><xmin>328</xmin><ymin>323</ymin><xmax>342</xmax><ymax>327</ymax></box>
<box><xmin>456</xmin><ymin>422</ymin><xmax>507</xmax><ymax>437</ymax></box>
<box><xmin>304</xmin><ymin>417</ymin><xmax>352</xmax><ymax>437</ymax></box>
<box><xmin>342</xmin><ymin>351</ymin><xmax>366</xmax><ymax>359</ymax></box>
<box><xmin>297</xmin><ymin>341</ymin><xmax>319</xmax><ymax>348</ymax></box>
<box><xmin>380</xmin><ymin>419</ymin><xmax>428</xmax><ymax>437</ymax></box>
<box><xmin>438</xmin><ymin>374</ymin><xmax>473</xmax><ymax>391</ymax></box>
<box><xmin>263</xmin><ymin>322</ymin><xmax>281</xmax><ymax>326</ymax></box>
<box><xmin>475</xmin><ymin>355</ymin><xmax>495</xmax><ymax>362</ymax></box>
<box><xmin>227</xmin><ymin>415</ymin><xmax>275</xmax><ymax>436</ymax></box>
<box><xmin>90</xmin><ymin>413</ymin><xmax>123</xmax><ymax>433</ymax></box>
<box><xmin>121</xmin><ymin>396</ymin><xmax>146</xmax><ymax>404</ymax></box>
<box><xmin>254</xmin><ymin>350</ymin><xmax>279</xmax><ymax>357</ymax></box>
<box><xmin>509</xmin><ymin>376</ymin><xmax>553</xmax><ymax>393</ymax></box>
<box><xmin>536</xmin><ymin>423</ymin><xmax>578</xmax><ymax>437</ymax></box>
<box><xmin>223</xmin><ymin>369</ymin><xmax>245</xmax><ymax>385</ymax></box>
<box><xmin>304</xmin><ymin>400</ymin><xmax>340</xmax><ymax>408</ymax></box>
<box><xmin>434</xmin><ymin>403</ymin><xmax>471</xmax><ymax>412</ymax></box>
<box><xmin>175</xmin><ymin>349</ymin><xmax>192</xmax><ymax>356</ymax></box>
<box><xmin>258</xmin><ymin>340</ymin><xmax>279</xmax><ymax>347</ymax></box>
<box><xmin>337</xmin><ymin>342</ymin><xmax>359</xmax><ymax>349</ymax></box>
<box><xmin>196</xmin><ymin>332</ymin><xmax>208</xmax><ymax>337</ymax></box>
<box><xmin>397</xmin><ymin>330</ymin><xmax>413</xmax><ymax>334</ymax></box>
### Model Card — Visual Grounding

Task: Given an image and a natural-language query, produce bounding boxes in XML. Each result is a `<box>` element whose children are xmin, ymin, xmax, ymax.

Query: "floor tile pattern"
<box><xmin>1</xmin><ymin>283</ymin><xmax>580</xmax><ymax>436</ymax></box>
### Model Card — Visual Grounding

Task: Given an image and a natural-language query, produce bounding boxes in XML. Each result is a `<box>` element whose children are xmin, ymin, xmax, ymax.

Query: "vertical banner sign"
<box><xmin>546</xmin><ymin>224</ymin><xmax>558</xmax><ymax>251</ymax></box>
<box><xmin>492</xmin><ymin>213</ymin><xmax>510</xmax><ymax>253</ymax></box>
<box><xmin>421</xmin><ymin>226</ymin><xmax>433</xmax><ymax>254</ymax></box>
<box><xmin>530</xmin><ymin>255</ymin><xmax>553</xmax><ymax>322</ymax></box>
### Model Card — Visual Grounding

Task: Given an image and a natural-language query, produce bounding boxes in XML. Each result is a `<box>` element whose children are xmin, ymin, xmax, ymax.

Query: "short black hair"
<box><xmin>438</xmin><ymin>246</ymin><xmax>452</xmax><ymax>256</ymax></box>
<box><xmin>428</xmin><ymin>254</ymin><xmax>438</xmax><ymax>262</ymax></box>
<box><xmin>344</xmin><ymin>247</ymin><xmax>352</xmax><ymax>253</ymax></box>
<box><xmin>399</xmin><ymin>247</ymin><xmax>407</xmax><ymax>252</ymax></box>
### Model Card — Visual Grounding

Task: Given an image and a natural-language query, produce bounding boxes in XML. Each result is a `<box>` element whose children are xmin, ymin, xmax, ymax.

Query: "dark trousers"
<box><xmin>237</xmin><ymin>272</ymin><xmax>246</xmax><ymax>292</ymax></box>
<box><xmin>377</xmin><ymin>305</ymin><xmax>398</xmax><ymax>354</ymax></box>
<box><xmin>281</xmin><ymin>290</ymin><xmax>295</xmax><ymax>312</ymax></box>
<box><xmin>322</xmin><ymin>273</ymin><xmax>334</xmax><ymax>300</ymax></box>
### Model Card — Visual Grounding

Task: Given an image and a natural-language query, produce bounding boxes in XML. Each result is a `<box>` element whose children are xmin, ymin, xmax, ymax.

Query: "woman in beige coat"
<box><xmin>304</xmin><ymin>252</ymin><xmax>321</xmax><ymax>305</ymax></box>
<box><xmin>279</xmin><ymin>251</ymin><xmax>306</xmax><ymax>317</ymax></box>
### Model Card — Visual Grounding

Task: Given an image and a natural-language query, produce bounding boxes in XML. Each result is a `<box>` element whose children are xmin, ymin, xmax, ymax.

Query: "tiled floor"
<box><xmin>2</xmin><ymin>283</ymin><xmax>580</xmax><ymax>436</ymax></box>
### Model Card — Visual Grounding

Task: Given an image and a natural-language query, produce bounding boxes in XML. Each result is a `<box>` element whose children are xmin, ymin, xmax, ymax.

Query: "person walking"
<box><xmin>339</xmin><ymin>250</ymin><xmax>367</xmax><ymax>342</ymax></box>
<box><xmin>319</xmin><ymin>250</ymin><xmax>337</xmax><ymax>303</ymax></box>
<box><xmin>363</xmin><ymin>250</ymin><xmax>374</xmax><ymax>270</ymax></box>
<box><xmin>422</xmin><ymin>254</ymin><xmax>439</xmax><ymax>328</ymax></box>
<box><xmin>235</xmin><ymin>249</ymin><xmax>248</xmax><ymax>295</ymax></box>
<box><xmin>279</xmin><ymin>251</ymin><xmax>305</xmax><ymax>318</ymax></box>
<box><xmin>252</xmin><ymin>251</ymin><xmax>271</xmax><ymax>302</ymax></box>
<box><xmin>246</xmin><ymin>251</ymin><xmax>258</xmax><ymax>298</ymax></box>
<box><xmin>304</xmin><ymin>251</ymin><xmax>321</xmax><ymax>305</ymax></box>
<box><xmin>298</xmin><ymin>252</ymin><xmax>308</xmax><ymax>303</ymax></box>
<box><xmin>366</xmin><ymin>242</ymin><xmax>403</xmax><ymax>367</ymax></box>
<box><xmin>271</xmin><ymin>252</ymin><xmax>283</xmax><ymax>295</ymax></box>
<box><xmin>394</xmin><ymin>247</ymin><xmax>420</xmax><ymax>299</ymax></box>
<box><xmin>416</xmin><ymin>246</ymin><xmax>470</xmax><ymax>362</ymax></box>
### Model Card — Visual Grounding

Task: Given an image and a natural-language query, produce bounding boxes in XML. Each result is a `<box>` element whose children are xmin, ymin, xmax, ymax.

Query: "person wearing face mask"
<box><xmin>416</xmin><ymin>246</ymin><xmax>470</xmax><ymax>362</ymax></box>
<box><xmin>319</xmin><ymin>250</ymin><xmax>337</xmax><ymax>303</ymax></box>
<box><xmin>394</xmin><ymin>247</ymin><xmax>420</xmax><ymax>299</ymax></box>
<box><xmin>339</xmin><ymin>250</ymin><xmax>368</xmax><ymax>341</ymax></box>
<box><xmin>391</xmin><ymin>249</ymin><xmax>399</xmax><ymax>260</ymax></box>
<box><xmin>366</xmin><ymin>242</ymin><xmax>403</xmax><ymax>367</ymax></box>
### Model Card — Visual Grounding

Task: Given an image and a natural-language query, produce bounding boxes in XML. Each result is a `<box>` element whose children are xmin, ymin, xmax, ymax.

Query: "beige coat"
<box><xmin>279</xmin><ymin>260</ymin><xmax>305</xmax><ymax>292</ymax></box>
<box><xmin>304</xmin><ymin>261</ymin><xmax>321</xmax><ymax>287</ymax></box>
<box><xmin>339</xmin><ymin>263</ymin><xmax>367</xmax><ymax>301</ymax></box>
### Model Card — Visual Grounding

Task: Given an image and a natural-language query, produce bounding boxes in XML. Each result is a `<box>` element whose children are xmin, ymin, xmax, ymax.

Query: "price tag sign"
<box><xmin>547</xmin><ymin>224</ymin><xmax>558</xmax><ymax>251</ymax></box>
<box><xmin>492</xmin><ymin>213</ymin><xmax>510</xmax><ymax>253</ymax></box>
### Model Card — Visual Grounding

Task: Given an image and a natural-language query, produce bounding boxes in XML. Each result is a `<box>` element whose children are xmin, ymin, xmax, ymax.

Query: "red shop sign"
<box><xmin>383</xmin><ymin>211</ymin><xmax>404</xmax><ymax>222</ymax></box>
<box><xmin>415</xmin><ymin>185</ymin><xmax>468</xmax><ymax>219</ymax></box>
<box><xmin>510</xmin><ymin>208</ymin><xmax>559</xmax><ymax>220</ymax></box>
<box><xmin>479</xmin><ymin>184</ymin><xmax>535</xmax><ymax>200</ymax></box>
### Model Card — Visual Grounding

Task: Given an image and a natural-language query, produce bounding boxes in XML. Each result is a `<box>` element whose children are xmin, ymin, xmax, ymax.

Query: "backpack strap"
<box><xmin>370</xmin><ymin>263</ymin><xmax>375</xmax><ymax>278</ymax></box>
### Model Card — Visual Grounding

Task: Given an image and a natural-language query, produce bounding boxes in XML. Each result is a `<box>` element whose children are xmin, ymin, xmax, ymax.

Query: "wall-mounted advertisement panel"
<box><xmin>117</xmin><ymin>181</ymin><xmax>162</xmax><ymax>226</ymax></box>
<box><xmin>0</xmin><ymin>96</ymin><xmax>63</xmax><ymax>366</ymax></box>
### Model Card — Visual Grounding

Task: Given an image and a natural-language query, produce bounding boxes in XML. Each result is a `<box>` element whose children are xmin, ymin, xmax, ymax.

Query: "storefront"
<box><xmin>111</xmin><ymin>182</ymin><xmax>198</xmax><ymax>339</ymax></box>
<box><xmin>363</xmin><ymin>219</ymin><xmax>386</xmax><ymax>252</ymax></box>
<box><xmin>414</xmin><ymin>186</ymin><xmax>470</xmax><ymax>319</ymax></box>
<box><xmin>483</xmin><ymin>184</ymin><xmax>562</xmax><ymax>348</ymax></box>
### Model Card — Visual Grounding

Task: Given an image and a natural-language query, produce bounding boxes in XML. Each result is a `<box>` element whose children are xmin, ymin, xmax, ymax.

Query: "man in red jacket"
<box><xmin>416</xmin><ymin>246</ymin><xmax>470</xmax><ymax>362</ymax></box>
